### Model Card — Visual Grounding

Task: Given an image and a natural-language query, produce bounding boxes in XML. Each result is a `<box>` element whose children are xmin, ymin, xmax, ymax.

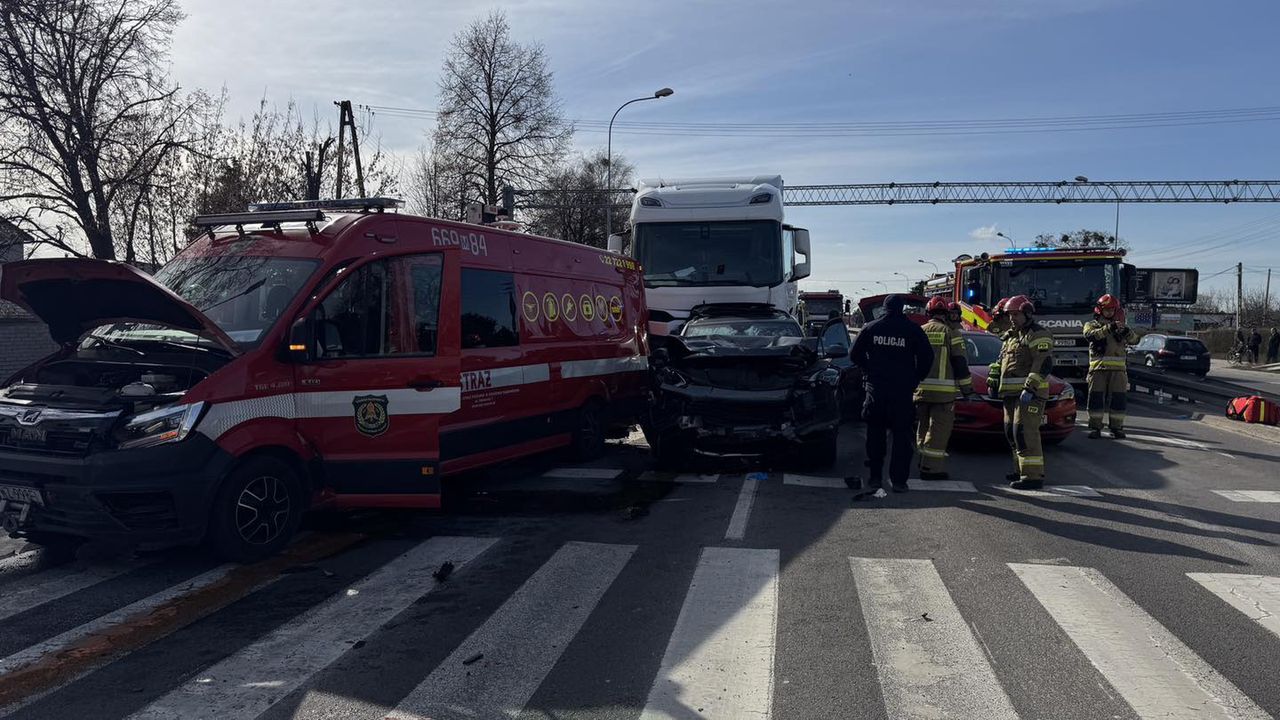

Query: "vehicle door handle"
<box><xmin>408</xmin><ymin>377</ymin><xmax>444</xmax><ymax>391</ymax></box>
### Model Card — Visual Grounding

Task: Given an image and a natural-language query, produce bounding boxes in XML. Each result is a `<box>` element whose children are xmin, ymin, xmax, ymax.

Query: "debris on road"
<box><xmin>463</xmin><ymin>652</ymin><xmax>484</xmax><ymax>666</ymax></box>
<box><xmin>922</xmin><ymin>612</ymin><xmax>933</xmax><ymax>622</ymax></box>
<box><xmin>621</xmin><ymin>505</ymin><xmax>649</xmax><ymax>520</ymax></box>
<box><xmin>432</xmin><ymin>561</ymin><xmax>455</xmax><ymax>582</ymax></box>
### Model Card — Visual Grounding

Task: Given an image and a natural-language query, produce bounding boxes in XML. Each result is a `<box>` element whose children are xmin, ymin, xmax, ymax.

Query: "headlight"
<box><xmin>1050</xmin><ymin>385</ymin><xmax>1075</xmax><ymax>401</ymax></box>
<box><xmin>811</xmin><ymin>368</ymin><xmax>841</xmax><ymax>387</ymax></box>
<box><xmin>118</xmin><ymin>401</ymin><xmax>205</xmax><ymax>450</ymax></box>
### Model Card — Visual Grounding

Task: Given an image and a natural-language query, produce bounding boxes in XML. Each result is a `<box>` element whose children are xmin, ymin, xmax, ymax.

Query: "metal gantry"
<box><xmin>514</xmin><ymin>180</ymin><xmax>1280</xmax><ymax>210</ymax></box>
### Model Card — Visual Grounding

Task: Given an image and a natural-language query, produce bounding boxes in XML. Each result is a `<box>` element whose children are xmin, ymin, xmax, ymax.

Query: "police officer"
<box><xmin>1082</xmin><ymin>294</ymin><xmax>1139</xmax><ymax>439</ymax></box>
<box><xmin>995</xmin><ymin>295</ymin><xmax>1054</xmax><ymax>489</ymax></box>
<box><xmin>915</xmin><ymin>298</ymin><xmax>974</xmax><ymax>480</ymax></box>
<box><xmin>848</xmin><ymin>295</ymin><xmax>933</xmax><ymax>493</ymax></box>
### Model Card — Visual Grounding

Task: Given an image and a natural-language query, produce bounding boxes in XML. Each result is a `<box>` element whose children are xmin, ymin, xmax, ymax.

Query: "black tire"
<box><xmin>207</xmin><ymin>456</ymin><xmax>304</xmax><ymax>563</ymax></box>
<box><xmin>798</xmin><ymin>429</ymin><xmax>839</xmax><ymax>469</ymax></box>
<box><xmin>651</xmin><ymin>431</ymin><xmax>691</xmax><ymax>470</ymax></box>
<box><xmin>572</xmin><ymin>400</ymin><xmax>607</xmax><ymax>460</ymax></box>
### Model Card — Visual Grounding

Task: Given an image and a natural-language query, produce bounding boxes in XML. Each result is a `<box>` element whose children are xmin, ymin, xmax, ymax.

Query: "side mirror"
<box><xmin>607</xmin><ymin>234</ymin><xmax>624</xmax><ymax>254</ymax></box>
<box><xmin>792</xmin><ymin>228</ymin><xmax>811</xmax><ymax>279</ymax></box>
<box><xmin>280</xmin><ymin>316</ymin><xmax>313</xmax><ymax>362</ymax></box>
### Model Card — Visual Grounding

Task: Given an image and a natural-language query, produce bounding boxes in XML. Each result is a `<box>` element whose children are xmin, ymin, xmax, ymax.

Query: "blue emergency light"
<box><xmin>1004</xmin><ymin>247</ymin><xmax>1058</xmax><ymax>254</ymax></box>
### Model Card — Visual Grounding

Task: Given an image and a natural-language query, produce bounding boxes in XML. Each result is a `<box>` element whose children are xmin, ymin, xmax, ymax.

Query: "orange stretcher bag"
<box><xmin>1226</xmin><ymin>395</ymin><xmax>1280</xmax><ymax>425</ymax></box>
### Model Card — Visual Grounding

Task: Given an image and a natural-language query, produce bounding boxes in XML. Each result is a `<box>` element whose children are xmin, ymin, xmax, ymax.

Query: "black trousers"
<box><xmin>863</xmin><ymin>393</ymin><xmax>916</xmax><ymax>484</ymax></box>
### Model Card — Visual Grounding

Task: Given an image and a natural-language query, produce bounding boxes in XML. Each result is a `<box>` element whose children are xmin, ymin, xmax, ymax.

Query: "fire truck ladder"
<box><xmin>513</xmin><ymin>180</ymin><xmax>1280</xmax><ymax>209</ymax></box>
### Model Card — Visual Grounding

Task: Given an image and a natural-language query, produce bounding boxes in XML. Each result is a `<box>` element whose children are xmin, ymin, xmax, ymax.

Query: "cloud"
<box><xmin>969</xmin><ymin>224</ymin><xmax>1001</xmax><ymax>241</ymax></box>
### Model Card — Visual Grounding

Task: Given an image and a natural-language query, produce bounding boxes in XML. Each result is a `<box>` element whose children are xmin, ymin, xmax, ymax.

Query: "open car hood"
<box><xmin>661</xmin><ymin>334</ymin><xmax>817</xmax><ymax>361</ymax></box>
<box><xmin>0</xmin><ymin>259</ymin><xmax>240</xmax><ymax>352</ymax></box>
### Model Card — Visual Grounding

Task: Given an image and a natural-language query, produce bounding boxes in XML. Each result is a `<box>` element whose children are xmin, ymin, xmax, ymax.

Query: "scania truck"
<box><xmin>609</xmin><ymin>175</ymin><xmax>811</xmax><ymax>334</ymax></box>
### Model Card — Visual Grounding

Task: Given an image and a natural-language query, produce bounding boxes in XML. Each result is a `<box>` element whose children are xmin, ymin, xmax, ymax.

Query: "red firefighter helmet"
<box><xmin>1095</xmin><ymin>293</ymin><xmax>1122</xmax><ymax>315</ymax></box>
<box><xmin>1004</xmin><ymin>295</ymin><xmax>1036</xmax><ymax>316</ymax></box>
<box><xmin>946</xmin><ymin>301</ymin><xmax>961</xmax><ymax>315</ymax></box>
<box><xmin>992</xmin><ymin>297</ymin><xmax>1010</xmax><ymax>315</ymax></box>
<box><xmin>926</xmin><ymin>296</ymin><xmax>949</xmax><ymax>315</ymax></box>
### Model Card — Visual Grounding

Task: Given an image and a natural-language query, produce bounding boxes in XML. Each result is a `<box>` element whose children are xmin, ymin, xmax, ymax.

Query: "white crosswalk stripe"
<box><xmin>851</xmin><ymin>557</ymin><xmax>1018</xmax><ymax>719</ymax></box>
<box><xmin>0</xmin><ymin>560</ymin><xmax>146</xmax><ymax>623</ymax></box>
<box><xmin>0</xmin><ymin>565</ymin><xmax>240</xmax><ymax>678</ymax></box>
<box><xmin>386</xmin><ymin>541</ymin><xmax>635</xmax><ymax>720</ymax></box>
<box><xmin>129</xmin><ymin>536</ymin><xmax>497</xmax><ymax>720</ymax></box>
<box><xmin>1011</xmin><ymin>563</ymin><xmax>1270</xmax><ymax>720</ymax></box>
<box><xmin>640</xmin><ymin>547</ymin><xmax>778</xmax><ymax>720</ymax></box>
<box><xmin>1188</xmin><ymin>573</ymin><xmax>1280</xmax><ymax>641</ymax></box>
<box><xmin>1212</xmin><ymin>490</ymin><xmax>1280</xmax><ymax>503</ymax></box>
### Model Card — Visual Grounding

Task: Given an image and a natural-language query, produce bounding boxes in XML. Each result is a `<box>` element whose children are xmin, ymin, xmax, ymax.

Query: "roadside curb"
<box><xmin>1129</xmin><ymin>394</ymin><xmax>1279</xmax><ymax>445</ymax></box>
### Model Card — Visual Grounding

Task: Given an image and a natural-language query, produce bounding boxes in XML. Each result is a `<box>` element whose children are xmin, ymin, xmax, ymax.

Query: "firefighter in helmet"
<box><xmin>995</xmin><ymin>295</ymin><xmax>1054</xmax><ymax>489</ymax></box>
<box><xmin>946</xmin><ymin>301</ymin><xmax>963</xmax><ymax>332</ymax></box>
<box><xmin>1082</xmin><ymin>294</ymin><xmax>1139</xmax><ymax>439</ymax></box>
<box><xmin>914</xmin><ymin>297</ymin><xmax>974</xmax><ymax>479</ymax></box>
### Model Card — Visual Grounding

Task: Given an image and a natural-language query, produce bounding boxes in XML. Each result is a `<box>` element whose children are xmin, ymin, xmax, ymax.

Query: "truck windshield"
<box><xmin>994</xmin><ymin>261</ymin><xmax>1119</xmax><ymax>312</ymax></box>
<box><xmin>98</xmin><ymin>255</ymin><xmax>319</xmax><ymax>348</ymax></box>
<box><xmin>803</xmin><ymin>297</ymin><xmax>842</xmax><ymax>317</ymax></box>
<box><xmin>635</xmin><ymin>220</ymin><xmax>782</xmax><ymax>288</ymax></box>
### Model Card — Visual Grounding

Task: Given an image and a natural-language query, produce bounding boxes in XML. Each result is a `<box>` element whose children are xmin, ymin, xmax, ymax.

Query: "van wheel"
<box><xmin>208</xmin><ymin>456</ymin><xmax>303</xmax><ymax>563</ymax></box>
<box><xmin>572</xmin><ymin>400</ymin><xmax>607</xmax><ymax>460</ymax></box>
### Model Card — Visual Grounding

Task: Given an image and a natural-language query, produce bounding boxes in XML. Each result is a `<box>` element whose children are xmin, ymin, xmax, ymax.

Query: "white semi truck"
<box><xmin>609</xmin><ymin>175</ymin><xmax>811</xmax><ymax>334</ymax></box>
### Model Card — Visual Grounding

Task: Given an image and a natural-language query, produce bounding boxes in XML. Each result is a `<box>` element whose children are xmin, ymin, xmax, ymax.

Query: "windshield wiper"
<box><xmin>84</xmin><ymin>334</ymin><xmax>146</xmax><ymax>357</ymax></box>
<box><xmin>198</xmin><ymin>278</ymin><xmax>266</xmax><ymax>314</ymax></box>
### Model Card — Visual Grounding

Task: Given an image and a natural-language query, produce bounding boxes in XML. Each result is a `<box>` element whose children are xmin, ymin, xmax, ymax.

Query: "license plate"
<box><xmin>0</xmin><ymin>484</ymin><xmax>43</xmax><ymax>506</ymax></box>
<box><xmin>1180</xmin><ymin>355</ymin><xmax>1196</xmax><ymax>361</ymax></box>
<box><xmin>1053</xmin><ymin>338</ymin><xmax>1076</xmax><ymax>347</ymax></box>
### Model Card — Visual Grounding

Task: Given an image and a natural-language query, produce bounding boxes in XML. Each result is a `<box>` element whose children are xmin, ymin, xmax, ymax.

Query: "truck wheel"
<box><xmin>208</xmin><ymin>456</ymin><xmax>303</xmax><ymax>563</ymax></box>
<box><xmin>572</xmin><ymin>400</ymin><xmax>607</xmax><ymax>460</ymax></box>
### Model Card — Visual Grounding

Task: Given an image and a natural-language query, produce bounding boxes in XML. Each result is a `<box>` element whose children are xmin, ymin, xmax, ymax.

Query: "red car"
<box><xmin>954</xmin><ymin>331</ymin><xmax>1077</xmax><ymax>444</ymax></box>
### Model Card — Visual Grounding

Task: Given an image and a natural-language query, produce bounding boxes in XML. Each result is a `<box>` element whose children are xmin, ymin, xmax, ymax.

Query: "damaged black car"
<box><xmin>646</xmin><ymin>304</ymin><xmax>843</xmax><ymax>468</ymax></box>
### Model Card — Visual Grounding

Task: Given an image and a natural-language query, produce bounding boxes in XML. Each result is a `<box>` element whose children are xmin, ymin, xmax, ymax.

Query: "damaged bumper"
<box><xmin>651</xmin><ymin>383</ymin><xmax>840</xmax><ymax>448</ymax></box>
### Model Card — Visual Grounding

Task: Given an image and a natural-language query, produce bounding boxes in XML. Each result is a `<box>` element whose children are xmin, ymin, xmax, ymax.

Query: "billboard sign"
<box><xmin>1131</xmin><ymin>268</ymin><xmax>1198</xmax><ymax>305</ymax></box>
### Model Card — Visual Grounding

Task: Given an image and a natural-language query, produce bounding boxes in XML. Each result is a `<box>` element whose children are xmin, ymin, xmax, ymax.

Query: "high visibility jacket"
<box><xmin>1083</xmin><ymin>319</ymin><xmax>1138</xmax><ymax>373</ymax></box>
<box><xmin>997</xmin><ymin>323</ymin><xmax>1055</xmax><ymax>399</ymax></box>
<box><xmin>915</xmin><ymin>319</ymin><xmax>972</xmax><ymax>402</ymax></box>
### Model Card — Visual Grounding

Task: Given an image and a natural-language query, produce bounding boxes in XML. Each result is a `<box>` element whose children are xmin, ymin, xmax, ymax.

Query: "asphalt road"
<box><xmin>1208</xmin><ymin>358</ymin><xmax>1280</xmax><ymax>393</ymax></box>
<box><xmin>2</xmin><ymin>398</ymin><xmax>1279</xmax><ymax>720</ymax></box>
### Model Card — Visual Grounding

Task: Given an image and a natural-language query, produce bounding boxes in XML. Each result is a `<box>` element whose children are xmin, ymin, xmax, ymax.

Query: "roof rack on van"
<box><xmin>191</xmin><ymin>209</ymin><xmax>325</xmax><ymax>238</ymax></box>
<box><xmin>247</xmin><ymin>198</ymin><xmax>404</xmax><ymax>213</ymax></box>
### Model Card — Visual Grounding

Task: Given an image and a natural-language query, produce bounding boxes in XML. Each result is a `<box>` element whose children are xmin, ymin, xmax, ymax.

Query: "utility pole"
<box><xmin>333</xmin><ymin>100</ymin><xmax>366</xmax><ymax>198</ymax></box>
<box><xmin>1236</xmin><ymin>262</ymin><xmax>1244</xmax><ymax>331</ymax></box>
<box><xmin>1265</xmin><ymin>268</ymin><xmax>1273</xmax><ymax>326</ymax></box>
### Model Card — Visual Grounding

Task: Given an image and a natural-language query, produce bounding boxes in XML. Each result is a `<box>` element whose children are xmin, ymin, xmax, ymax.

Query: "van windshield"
<box><xmin>98</xmin><ymin>255</ymin><xmax>319</xmax><ymax>348</ymax></box>
<box><xmin>635</xmin><ymin>220</ymin><xmax>783</xmax><ymax>288</ymax></box>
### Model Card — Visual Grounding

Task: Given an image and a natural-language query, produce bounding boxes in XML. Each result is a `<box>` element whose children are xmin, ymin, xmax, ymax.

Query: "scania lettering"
<box><xmin>0</xmin><ymin>198</ymin><xmax>648</xmax><ymax>561</ymax></box>
<box><xmin>614</xmin><ymin>175</ymin><xmax>812</xmax><ymax>334</ymax></box>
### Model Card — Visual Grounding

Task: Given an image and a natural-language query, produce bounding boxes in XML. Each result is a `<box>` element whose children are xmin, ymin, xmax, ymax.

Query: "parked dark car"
<box><xmin>646</xmin><ymin>304</ymin><xmax>843</xmax><ymax>467</ymax></box>
<box><xmin>1128</xmin><ymin>334</ymin><xmax>1211</xmax><ymax>376</ymax></box>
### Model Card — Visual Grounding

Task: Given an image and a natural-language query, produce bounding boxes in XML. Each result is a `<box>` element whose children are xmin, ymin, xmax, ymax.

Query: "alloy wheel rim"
<box><xmin>235</xmin><ymin>475</ymin><xmax>291</xmax><ymax>545</ymax></box>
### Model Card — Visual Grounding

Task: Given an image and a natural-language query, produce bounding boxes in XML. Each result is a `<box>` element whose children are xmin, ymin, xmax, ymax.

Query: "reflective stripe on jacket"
<box><xmin>1083</xmin><ymin>319</ymin><xmax>1139</xmax><ymax>373</ymax></box>
<box><xmin>998</xmin><ymin>324</ymin><xmax>1054</xmax><ymax>399</ymax></box>
<box><xmin>914</xmin><ymin>319</ymin><xmax>972</xmax><ymax>402</ymax></box>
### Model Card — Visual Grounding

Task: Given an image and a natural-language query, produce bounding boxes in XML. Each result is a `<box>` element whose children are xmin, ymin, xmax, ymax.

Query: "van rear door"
<box><xmin>293</xmin><ymin>248</ymin><xmax>461</xmax><ymax>506</ymax></box>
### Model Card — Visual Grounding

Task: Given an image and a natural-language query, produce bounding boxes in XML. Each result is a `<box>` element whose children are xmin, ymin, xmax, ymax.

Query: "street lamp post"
<box><xmin>1076</xmin><ymin>175</ymin><xmax>1121</xmax><ymax>248</ymax></box>
<box><xmin>917</xmin><ymin>258</ymin><xmax>939</xmax><ymax>275</ymax></box>
<box><xmin>995</xmin><ymin>231</ymin><xmax>1016</xmax><ymax>248</ymax></box>
<box><xmin>606</xmin><ymin>88</ymin><xmax>674</xmax><ymax>239</ymax></box>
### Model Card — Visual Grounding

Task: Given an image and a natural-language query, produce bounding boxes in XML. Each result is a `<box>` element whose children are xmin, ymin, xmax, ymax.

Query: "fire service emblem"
<box><xmin>353</xmin><ymin>395</ymin><xmax>390</xmax><ymax>437</ymax></box>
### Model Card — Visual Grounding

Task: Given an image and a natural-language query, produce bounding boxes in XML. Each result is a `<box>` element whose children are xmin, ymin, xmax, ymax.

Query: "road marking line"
<box><xmin>541</xmin><ymin>467</ymin><xmax>624</xmax><ymax>479</ymax></box>
<box><xmin>1188</xmin><ymin>573</ymin><xmax>1280</xmax><ymax>641</ymax></box>
<box><xmin>129</xmin><ymin>536</ymin><xmax>497</xmax><ymax>720</ymax></box>
<box><xmin>636</xmin><ymin>472</ymin><xmax>720</xmax><ymax>484</ymax></box>
<box><xmin>913</xmin><ymin>480</ymin><xmax>978</xmax><ymax>492</ymax></box>
<box><xmin>0</xmin><ymin>566</ymin><xmax>238</xmax><ymax>678</ymax></box>
<box><xmin>0</xmin><ymin>531</ymin><xmax>363</xmax><ymax>711</ymax></box>
<box><xmin>783</xmin><ymin>474</ymin><xmax>848</xmax><ymax>488</ymax></box>
<box><xmin>1124</xmin><ymin>432</ymin><xmax>1236</xmax><ymax>458</ymax></box>
<box><xmin>640</xmin><ymin>547</ymin><xmax>778</xmax><ymax>720</ymax></box>
<box><xmin>1212</xmin><ymin>490</ymin><xmax>1280</xmax><ymax>503</ymax></box>
<box><xmin>1001</xmin><ymin>484</ymin><xmax>1102</xmax><ymax>498</ymax></box>
<box><xmin>386</xmin><ymin>541</ymin><xmax>634</xmax><ymax>720</ymax></box>
<box><xmin>850</xmin><ymin>558</ymin><xmax>1018</xmax><ymax>719</ymax></box>
<box><xmin>0</xmin><ymin>560</ymin><xmax>146</xmax><ymax>623</ymax></box>
<box><xmin>724</xmin><ymin>477</ymin><xmax>760</xmax><ymax>540</ymax></box>
<box><xmin>1011</xmin><ymin>563</ymin><xmax>1269</xmax><ymax>720</ymax></box>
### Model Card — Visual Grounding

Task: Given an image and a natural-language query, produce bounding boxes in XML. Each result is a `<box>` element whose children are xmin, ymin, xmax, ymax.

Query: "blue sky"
<box><xmin>171</xmin><ymin>0</ymin><xmax>1280</xmax><ymax>303</ymax></box>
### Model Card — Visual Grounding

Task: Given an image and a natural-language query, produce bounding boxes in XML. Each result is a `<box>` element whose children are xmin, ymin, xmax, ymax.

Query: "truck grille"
<box><xmin>0</xmin><ymin>427</ymin><xmax>97</xmax><ymax>456</ymax></box>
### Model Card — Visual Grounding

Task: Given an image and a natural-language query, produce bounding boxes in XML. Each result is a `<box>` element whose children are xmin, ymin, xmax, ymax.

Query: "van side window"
<box><xmin>461</xmin><ymin>269</ymin><xmax>518</xmax><ymax>349</ymax></box>
<box><xmin>406</xmin><ymin>255</ymin><xmax>443</xmax><ymax>354</ymax></box>
<box><xmin>315</xmin><ymin>260</ymin><xmax>399</xmax><ymax>357</ymax></box>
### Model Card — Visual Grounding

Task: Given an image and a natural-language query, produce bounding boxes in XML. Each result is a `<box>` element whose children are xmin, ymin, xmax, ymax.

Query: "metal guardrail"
<box><xmin>1127</xmin><ymin>366</ymin><xmax>1280</xmax><ymax>409</ymax></box>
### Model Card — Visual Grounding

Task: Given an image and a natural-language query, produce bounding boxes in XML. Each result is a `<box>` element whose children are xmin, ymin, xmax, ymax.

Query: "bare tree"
<box><xmin>0</xmin><ymin>0</ymin><xmax>192</xmax><ymax>260</ymax></box>
<box><xmin>1033</xmin><ymin>229</ymin><xmax>1130</xmax><ymax>252</ymax></box>
<box><xmin>433</xmin><ymin>10</ymin><xmax>572</xmax><ymax>209</ymax></box>
<box><xmin>525</xmin><ymin>149</ymin><xmax>632</xmax><ymax>248</ymax></box>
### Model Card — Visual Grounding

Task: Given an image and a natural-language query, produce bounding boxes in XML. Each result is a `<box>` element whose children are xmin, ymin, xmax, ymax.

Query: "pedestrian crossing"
<box><xmin>1</xmin><ymin>539</ymin><xmax>1278</xmax><ymax>719</ymax></box>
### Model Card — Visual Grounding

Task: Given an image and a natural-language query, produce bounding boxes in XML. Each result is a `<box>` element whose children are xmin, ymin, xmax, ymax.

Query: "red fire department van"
<box><xmin>0</xmin><ymin>198</ymin><xmax>648</xmax><ymax>561</ymax></box>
